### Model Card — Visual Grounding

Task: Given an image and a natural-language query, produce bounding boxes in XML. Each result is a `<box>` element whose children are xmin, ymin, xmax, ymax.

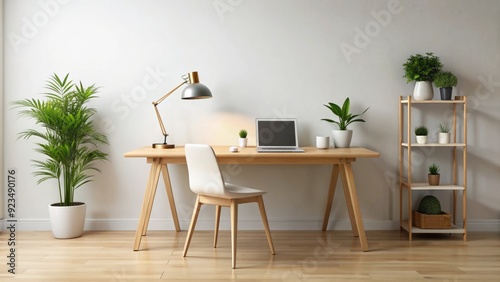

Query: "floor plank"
<box><xmin>1</xmin><ymin>230</ymin><xmax>499</xmax><ymax>281</ymax></box>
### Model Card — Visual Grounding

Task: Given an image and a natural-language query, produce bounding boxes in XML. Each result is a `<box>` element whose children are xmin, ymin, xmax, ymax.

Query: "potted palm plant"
<box><xmin>14</xmin><ymin>73</ymin><xmax>109</xmax><ymax>239</ymax></box>
<box><xmin>403</xmin><ymin>52</ymin><xmax>443</xmax><ymax>100</ymax></box>
<box><xmin>433</xmin><ymin>71</ymin><xmax>458</xmax><ymax>100</ymax></box>
<box><xmin>321</xmin><ymin>97</ymin><xmax>369</xmax><ymax>148</ymax></box>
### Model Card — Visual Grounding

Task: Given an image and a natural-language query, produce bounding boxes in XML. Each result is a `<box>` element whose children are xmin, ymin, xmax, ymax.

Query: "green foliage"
<box><xmin>403</xmin><ymin>52</ymin><xmax>443</xmax><ymax>82</ymax></box>
<box><xmin>321</xmin><ymin>97</ymin><xmax>369</xmax><ymax>130</ymax></box>
<box><xmin>438</xmin><ymin>123</ymin><xmax>450</xmax><ymax>133</ymax></box>
<box><xmin>428</xmin><ymin>163</ymin><xmax>440</xmax><ymax>175</ymax></box>
<box><xmin>239</xmin><ymin>129</ymin><xmax>248</xmax><ymax>138</ymax></box>
<box><xmin>13</xmin><ymin>73</ymin><xmax>109</xmax><ymax>206</ymax></box>
<box><xmin>414</xmin><ymin>125</ymin><xmax>429</xmax><ymax>136</ymax></box>
<box><xmin>418</xmin><ymin>195</ymin><xmax>441</xmax><ymax>215</ymax></box>
<box><xmin>433</xmin><ymin>71</ymin><xmax>458</xmax><ymax>88</ymax></box>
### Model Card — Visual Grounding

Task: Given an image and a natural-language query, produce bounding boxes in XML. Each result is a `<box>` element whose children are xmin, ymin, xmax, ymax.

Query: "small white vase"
<box><xmin>49</xmin><ymin>202</ymin><xmax>86</xmax><ymax>239</ymax></box>
<box><xmin>239</xmin><ymin>138</ymin><xmax>247</xmax><ymax>147</ymax></box>
<box><xmin>332</xmin><ymin>130</ymin><xmax>353</xmax><ymax>148</ymax></box>
<box><xmin>413</xmin><ymin>81</ymin><xmax>434</xmax><ymax>101</ymax></box>
<box><xmin>415</xmin><ymin>135</ymin><xmax>427</xmax><ymax>144</ymax></box>
<box><xmin>438</xmin><ymin>132</ymin><xmax>450</xmax><ymax>144</ymax></box>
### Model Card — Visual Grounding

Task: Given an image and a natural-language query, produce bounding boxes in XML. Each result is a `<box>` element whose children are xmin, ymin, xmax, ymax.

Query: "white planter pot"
<box><xmin>239</xmin><ymin>138</ymin><xmax>247</xmax><ymax>147</ymax></box>
<box><xmin>413</xmin><ymin>81</ymin><xmax>434</xmax><ymax>101</ymax></box>
<box><xmin>49</xmin><ymin>202</ymin><xmax>86</xmax><ymax>239</ymax></box>
<box><xmin>438</xmin><ymin>132</ymin><xmax>450</xmax><ymax>144</ymax></box>
<box><xmin>415</xmin><ymin>135</ymin><xmax>427</xmax><ymax>144</ymax></box>
<box><xmin>332</xmin><ymin>130</ymin><xmax>353</xmax><ymax>148</ymax></box>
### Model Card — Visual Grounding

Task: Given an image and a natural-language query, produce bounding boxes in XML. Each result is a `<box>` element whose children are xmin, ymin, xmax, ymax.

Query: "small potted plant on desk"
<box><xmin>321</xmin><ymin>97</ymin><xmax>369</xmax><ymax>148</ymax></box>
<box><xmin>403</xmin><ymin>52</ymin><xmax>443</xmax><ymax>100</ymax></box>
<box><xmin>428</xmin><ymin>163</ymin><xmax>440</xmax><ymax>186</ymax></box>
<box><xmin>415</xmin><ymin>125</ymin><xmax>429</xmax><ymax>144</ymax></box>
<box><xmin>239</xmin><ymin>129</ymin><xmax>248</xmax><ymax>147</ymax></box>
<box><xmin>13</xmin><ymin>73</ymin><xmax>109</xmax><ymax>239</ymax></box>
<box><xmin>433</xmin><ymin>71</ymin><xmax>458</xmax><ymax>100</ymax></box>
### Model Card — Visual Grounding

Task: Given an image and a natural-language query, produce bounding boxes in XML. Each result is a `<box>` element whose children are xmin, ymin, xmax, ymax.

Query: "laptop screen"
<box><xmin>256</xmin><ymin>119</ymin><xmax>298</xmax><ymax>147</ymax></box>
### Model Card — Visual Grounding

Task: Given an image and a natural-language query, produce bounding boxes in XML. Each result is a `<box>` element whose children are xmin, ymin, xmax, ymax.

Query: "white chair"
<box><xmin>182</xmin><ymin>144</ymin><xmax>275</xmax><ymax>269</ymax></box>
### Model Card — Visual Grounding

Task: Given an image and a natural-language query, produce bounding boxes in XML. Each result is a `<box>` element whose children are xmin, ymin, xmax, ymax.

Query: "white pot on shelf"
<box><xmin>413</xmin><ymin>81</ymin><xmax>434</xmax><ymax>101</ymax></box>
<box><xmin>332</xmin><ymin>130</ymin><xmax>352</xmax><ymax>148</ymax></box>
<box><xmin>438</xmin><ymin>132</ymin><xmax>450</xmax><ymax>144</ymax></box>
<box><xmin>415</xmin><ymin>135</ymin><xmax>427</xmax><ymax>144</ymax></box>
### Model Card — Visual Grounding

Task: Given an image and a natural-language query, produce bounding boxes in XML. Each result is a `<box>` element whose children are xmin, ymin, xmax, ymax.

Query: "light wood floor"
<box><xmin>1</xmin><ymin>230</ymin><xmax>500</xmax><ymax>281</ymax></box>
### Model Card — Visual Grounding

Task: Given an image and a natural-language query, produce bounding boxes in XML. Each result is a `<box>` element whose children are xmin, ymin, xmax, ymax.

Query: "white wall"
<box><xmin>0</xmin><ymin>0</ymin><xmax>4</xmax><ymax>220</ymax></box>
<box><xmin>2</xmin><ymin>0</ymin><xmax>500</xmax><ymax>231</ymax></box>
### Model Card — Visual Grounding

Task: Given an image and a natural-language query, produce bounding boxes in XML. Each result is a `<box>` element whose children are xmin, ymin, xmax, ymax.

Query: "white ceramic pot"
<box><xmin>415</xmin><ymin>135</ymin><xmax>427</xmax><ymax>144</ymax></box>
<box><xmin>49</xmin><ymin>202</ymin><xmax>86</xmax><ymax>239</ymax></box>
<box><xmin>238</xmin><ymin>138</ymin><xmax>247</xmax><ymax>147</ymax></box>
<box><xmin>413</xmin><ymin>81</ymin><xmax>434</xmax><ymax>101</ymax></box>
<box><xmin>438</xmin><ymin>132</ymin><xmax>450</xmax><ymax>144</ymax></box>
<box><xmin>332</xmin><ymin>130</ymin><xmax>352</xmax><ymax>148</ymax></box>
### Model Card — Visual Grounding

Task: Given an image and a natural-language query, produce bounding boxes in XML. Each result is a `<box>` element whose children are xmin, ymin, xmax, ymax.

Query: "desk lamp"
<box><xmin>152</xmin><ymin>71</ymin><xmax>212</xmax><ymax>149</ymax></box>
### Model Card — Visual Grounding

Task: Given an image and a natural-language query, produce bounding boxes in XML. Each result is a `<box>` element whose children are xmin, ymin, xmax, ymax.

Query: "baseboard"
<box><xmin>2</xmin><ymin>219</ymin><xmax>500</xmax><ymax>232</ymax></box>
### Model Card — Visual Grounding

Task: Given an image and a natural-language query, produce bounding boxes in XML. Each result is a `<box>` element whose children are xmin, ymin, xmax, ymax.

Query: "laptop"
<box><xmin>256</xmin><ymin>118</ymin><xmax>304</xmax><ymax>153</ymax></box>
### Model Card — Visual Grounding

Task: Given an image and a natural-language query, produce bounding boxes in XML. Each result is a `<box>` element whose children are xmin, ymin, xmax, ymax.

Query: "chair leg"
<box><xmin>257</xmin><ymin>195</ymin><xmax>275</xmax><ymax>255</ymax></box>
<box><xmin>230</xmin><ymin>200</ymin><xmax>238</xmax><ymax>269</ymax></box>
<box><xmin>183</xmin><ymin>195</ymin><xmax>202</xmax><ymax>257</ymax></box>
<box><xmin>214</xmin><ymin>205</ymin><xmax>221</xmax><ymax>248</ymax></box>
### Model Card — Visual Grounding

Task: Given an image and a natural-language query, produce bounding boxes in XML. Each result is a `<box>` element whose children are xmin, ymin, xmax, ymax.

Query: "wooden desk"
<box><xmin>124</xmin><ymin>146</ymin><xmax>380</xmax><ymax>251</ymax></box>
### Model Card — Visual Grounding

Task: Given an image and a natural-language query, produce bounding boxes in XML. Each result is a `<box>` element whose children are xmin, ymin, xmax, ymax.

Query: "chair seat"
<box><xmin>222</xmin><ymin>183</ymin><xmax>267</xmax><ymax>199</ymax></box>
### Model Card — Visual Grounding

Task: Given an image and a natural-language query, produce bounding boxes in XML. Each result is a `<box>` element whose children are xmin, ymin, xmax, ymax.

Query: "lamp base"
<box><xmin>152</xmin><ymin>143</ymin><xmax>175</xmax><ymax>149</ymax></box>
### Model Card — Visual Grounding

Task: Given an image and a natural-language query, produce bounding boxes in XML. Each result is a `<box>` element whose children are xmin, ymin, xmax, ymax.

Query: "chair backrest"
<box><xmin>184</xmin><ymin>144</ymin><xmax>225</xmax><ymax>196</ymax></box>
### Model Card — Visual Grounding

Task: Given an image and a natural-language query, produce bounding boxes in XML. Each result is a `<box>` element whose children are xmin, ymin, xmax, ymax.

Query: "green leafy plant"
<box><xmin>239</xmin><ymin>129</ymin><xmax>248</xmax><ymax>138</ymax></box>
<box><xmin>13</xmin><ymin>73</ymin><xmax>109</xmax><ymax>206</ymax></box>
<box><xmin>428</xmin><ymin>163</ymin><xmax>440</xmax><ymax>175</ymax></box>
<box><xmin>433</xmin><ymin>71</ymin><xmax>458</xmax><ymax>88</ymax></box>
<box><xmin>414</xmin><ymin>125</ymin><xmax>429</xmax><ymax>136</ymax></box>
<box><xmin>403</xmin><ymin>52</ymin><xmax>443</xmax><ymax>82</ymax></box>
<box><xmin>321</xmin><ymin>97</ymin><xmax>369</xmax><ymax>130</ymax></box>
<box><xmin>438</xmin><ymin>123</ymin><xmax>450</xmax><ymax>133</ymax></box>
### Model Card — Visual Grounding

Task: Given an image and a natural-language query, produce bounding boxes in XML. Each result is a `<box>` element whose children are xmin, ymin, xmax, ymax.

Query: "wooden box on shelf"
<box><xmin>412</xmin><ymin>211</ymin><xmax>451</xmax><ymax>229</ymax></box>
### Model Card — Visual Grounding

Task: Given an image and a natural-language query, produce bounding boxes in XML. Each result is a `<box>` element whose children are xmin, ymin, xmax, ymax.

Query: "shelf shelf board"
<box><xmin>400</xmin><ymin>96</ymin><xmax>466</xmax><ymax>104</ymax></box>
<box><xmin>401</xmin><ymin>221</ymin><xmax>465</xmax><ymax>234</ymax></box>
<box><xmin>401</xmin><ymin>182</ymin><xmax>465</xmax><ymax>191</ymax></box>
<box><xmin>402</xmin><ymin>143</ymin><xmax>466</xmax><ymax>147</ymax></box>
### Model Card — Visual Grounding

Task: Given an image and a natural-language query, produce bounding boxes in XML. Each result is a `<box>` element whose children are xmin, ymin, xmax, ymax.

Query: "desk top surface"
<box><xmin>124</xmin><ymin>146</ymin><xmax>379</xmax><ymax>164</ymax></box>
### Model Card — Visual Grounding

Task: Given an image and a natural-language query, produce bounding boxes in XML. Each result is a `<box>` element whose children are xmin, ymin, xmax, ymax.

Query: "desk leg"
<box><xmin>322</xmin><ymin>165</ymin><xmax>340</xmax><ymax>231</ymax></box>
<box><xmin>133</xmin><ymin>159</ymin><xmax>162</xmax><ymax>251</ymax></box>
<box><xmin>340</xmin><ymin>164</ymin><xmax>359</xmax><ymax>237</ymax></box>
<box><xmin>340</xmin><ymin>162</ymin><xmax>369</xmax><ymax>251</ymax></box>
<box><xmin>161</xmin><ymin>164</ymin><xmax>181</xmax><ymax>232</ymax></box>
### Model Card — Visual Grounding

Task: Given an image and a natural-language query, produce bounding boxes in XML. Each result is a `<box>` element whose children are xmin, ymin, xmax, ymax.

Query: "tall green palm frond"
<box><xmin>13</xmin><ymin>73</ymin><xmax>109</xmax><ymax>206</ymax></box>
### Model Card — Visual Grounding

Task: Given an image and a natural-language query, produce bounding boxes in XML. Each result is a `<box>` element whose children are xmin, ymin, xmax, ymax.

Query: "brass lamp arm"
<box><xmin>152</xmin><ymin>80</ymin><xmax>188</xmax><ymax>139</ymax></box>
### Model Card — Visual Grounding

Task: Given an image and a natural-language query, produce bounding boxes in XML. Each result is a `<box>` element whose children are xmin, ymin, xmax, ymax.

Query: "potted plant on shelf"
<box><xmin>238</xmin><ymin>129</ymin><xmax>248</xmax><ymax>147</ymax></box>
<box><xmin>438</xmin><ymin>123</ymin><xmax>451</xmax><ymax>144</ymax></box>
<box><xmin>321</xmin><ymin>97</ymin><xmax>369</xmax><ymax>148</ymax></box>
<box><xmin>428</xmin><ymin>163</ymin><xmax>440</xmax><ymax>186</ymax></box>
<box><xmin>433</xmin><ymin>71</ymin><xmax>458</xmax><ymax>100</ymax></box>
<box><xmin>414</xmin><ymin>125</ymin><xmax>429</xmax><ymax>144</ymax></box>
<box><xmin>13</xmin><ymin>73</ymin><xmax>109</xmax><ymax>239</ymax></box>
<box><xmin>403</xmin><ymin>52</ymin><xmax>443</xmax><ymax>100</ymax></box>
<box><xmin>413</xmin><ymin>195</ymin><xmax>450</xmax><ymax>229</ymax></box>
